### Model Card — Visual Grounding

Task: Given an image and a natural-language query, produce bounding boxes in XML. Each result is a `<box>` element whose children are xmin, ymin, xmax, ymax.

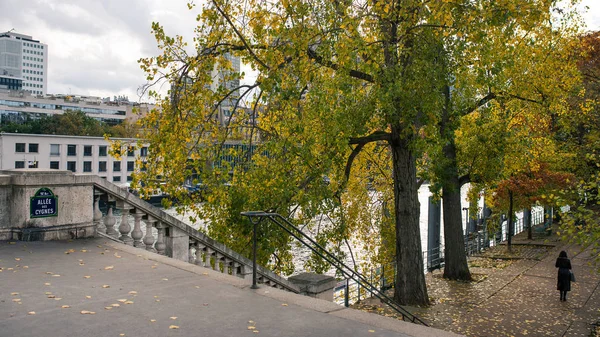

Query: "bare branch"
<box><xmin>211</xmin><ymin>0</ymin><xmax>270</xmax><ymax>70</ymax></box>
<box><xmin>306</xmin><ymin>47</ymin><xmax>375</xmax><ymax>83</ymax></box>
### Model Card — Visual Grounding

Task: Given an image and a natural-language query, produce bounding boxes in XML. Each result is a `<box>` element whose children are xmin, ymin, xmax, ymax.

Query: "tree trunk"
<box><xmin>390</xmin><ymin>128</ymin><xmax>429</xmax><ymax>306</ymax></box>
<box><xmin>442</xmin><ymin>141</ymin><xmax>472</xmax><ymax>281</ymax></box>
<box><xmin>507</xmin><ymin>189</ymin><xmax>514</xmax><ymax>252</ymax></box>
<box><xmin>526</xmin><ymin>208</ymin><xmax>533</xmax><ymax>240</ymax></box>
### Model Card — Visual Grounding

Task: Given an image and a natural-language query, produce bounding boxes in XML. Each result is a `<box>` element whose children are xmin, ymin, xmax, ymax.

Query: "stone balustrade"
<box><xmin>91</xmin><ymin>176</ymin><xmax>299</xmax><ymax>293</ymax></box>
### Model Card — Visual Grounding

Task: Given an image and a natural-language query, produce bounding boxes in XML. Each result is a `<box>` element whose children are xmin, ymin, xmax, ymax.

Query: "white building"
<box><xmin>0</xmin><ymin>89</ymin><xmax>151</xmax><ymax>125</ymax></box>
<box><xmin>0</xmin><ymin>31</ymin><xmax>48</xmax><ymax>96</ymax></box>
<box><xmin>0</xmin><ymin>133</ymin><xmax>146</xmax><ymax>184</ymax></box>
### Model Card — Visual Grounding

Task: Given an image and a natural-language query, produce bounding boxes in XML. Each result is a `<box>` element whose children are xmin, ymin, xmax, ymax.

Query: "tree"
<box><xmin>137</xmin><ymin>0</ymin><xmax>584</xmax><ymax>305</ymax></box>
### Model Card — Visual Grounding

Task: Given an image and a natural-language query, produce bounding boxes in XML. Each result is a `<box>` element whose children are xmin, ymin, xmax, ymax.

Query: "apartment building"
<box><xmin>0</xmin><ymin>31</ymin><xmax>48</xmax><ymax>96</ymax></box>
<box><xmin>0</xmin><ymin>133</ymin><xmax>147</xmax><ymax>184</ymax></box>
<box><xmin>0</xmin><ymin>90</ymin><xmax>151</xmax><ymax>125</ymax></box>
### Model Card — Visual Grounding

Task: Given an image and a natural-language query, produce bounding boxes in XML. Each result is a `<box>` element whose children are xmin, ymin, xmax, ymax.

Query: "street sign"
<box><xmin>30</xmin><ymin>187</ymin><xmax>58</xmax><ymax>218</ymax></box>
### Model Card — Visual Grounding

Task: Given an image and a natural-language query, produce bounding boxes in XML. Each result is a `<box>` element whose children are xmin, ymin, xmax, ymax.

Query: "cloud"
<box><xmin>3</xmin><ymin>0</ymin><xmax>598</xmax><ymax>102</ymax></box>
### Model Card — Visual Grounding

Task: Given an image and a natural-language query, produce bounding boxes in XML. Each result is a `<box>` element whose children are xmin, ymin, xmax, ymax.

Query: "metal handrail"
<box><xmin>241</xmin><ymin>211</ymin><xmax>428</xmax><ymax>326</ymax></box>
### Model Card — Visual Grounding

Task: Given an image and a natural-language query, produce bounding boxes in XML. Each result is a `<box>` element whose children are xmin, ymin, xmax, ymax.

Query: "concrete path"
<box><xmin>0</xmin><ymin>238</ymin><xmax>460</xmax><ymax>337</ymax></box>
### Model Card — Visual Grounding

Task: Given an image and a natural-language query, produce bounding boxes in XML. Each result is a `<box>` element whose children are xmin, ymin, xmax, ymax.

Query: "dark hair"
<box><xmin>559</xmin><ymin>251</ymin><xmax>568</xmax><ymax>258</ymax></box>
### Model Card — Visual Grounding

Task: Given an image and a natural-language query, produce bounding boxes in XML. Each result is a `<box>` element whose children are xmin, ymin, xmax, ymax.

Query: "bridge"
<box><xmin>0</xmin><ymin>170</ymin><xmax>460</xmax><ymax>337</ymax></box>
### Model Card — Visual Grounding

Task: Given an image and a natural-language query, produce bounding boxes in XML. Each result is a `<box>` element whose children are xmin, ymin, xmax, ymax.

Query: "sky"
<box><xmin>1</xmin><ymin>0</ymin><xmax>599</xmax><ymax>102</ymax></box>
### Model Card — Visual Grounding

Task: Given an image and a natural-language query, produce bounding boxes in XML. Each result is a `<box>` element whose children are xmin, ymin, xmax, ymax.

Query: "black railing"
<box><xmin>241</xmin><ymin>211</ymin><xmax>428</xmax><ymax>326</ymax></box>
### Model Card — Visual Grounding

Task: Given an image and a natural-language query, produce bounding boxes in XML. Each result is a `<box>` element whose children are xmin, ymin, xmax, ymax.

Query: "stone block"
<box><xmin>288</xmin><ymin>272</ymin><xmax>337</xmax><ymax>301</ymax></box>
<box><xmin>165</xmin><ymin>226</ymin><xmax>189</xmax><ymax>262</ymax></box>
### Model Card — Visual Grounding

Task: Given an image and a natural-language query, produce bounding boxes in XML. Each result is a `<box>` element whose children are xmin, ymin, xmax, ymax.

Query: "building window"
<box><xmin>50</xmin><ymin>161</ymin><xmax>59</xmax><ymax>169</ymax></box>
<box><xmin>140</xmin><ymin>147</ymin><xmax>148</xmax><ymax>157</ymax></box>
<box><xmin>127</xmin><ymin>147</ymin><xmax>135</xmax><ymax>157</ymax></box>
<box><xmin>67</xmin><ymin>161</ymin><xmax>76</xmax><ymax>172</ymax></box>
<box><xmin>83</xmin><ymin>161</ymin><xmax>92</xmax><ymax>172</ymax></box>
<box><xmin>127</xmin><ymin>161</ymin><xmax>135</xmax><ymax>172</ymax></box>
<box><xmin>50</xmin><ymin>144</ymin><xmax>60</xmax><ymax>156</ymax></box>
<box><xmin>15</xmin><ymin>143</ymin><xmax>25</xmax><ymax>152</ymax></box>
<box><xmin>15</xmin><ymin>161</ymin><xmax>25</xmax><ymax>169</ymax></box>
<box><xmin>84</xmin><ymin>145</ymin><xmax>92</xmax><ymax>156</ymax></box>
<box><xmin>28</xmin><ymin>161</ymin><xmax>38</xmax><ymax>168</ymax></box>
<box><xmin>67</xmin><ymin>145</ymin><xmax>77</xmax><ymax>156</ymax></box>
<box><xmin>113</xmin><ymin>176</ymin><xmax>121</xmax><ymax>182</ymax></box>
<box><xmin>127</xmin><ymin>176</ymin><xmax>133</xmax><ymax>182</ymax></box>
<box><xmin>99</xmin><ymin>161</ymin><xmax>107</xmax><ymax>172</ymax></box>
<box><xmin>113</xmin><ymin>161</ymin><xmax>121</xmax><ymax>172</ymax></box>
<box><xmin>99</xmin><ymin>146</ymin><xmax>107</xmax><ymax>156</ymax></box>
<box><xmin>28</xmin><ymin>143</ymin><xmax>39</xmax><ymax>153</ymax></box>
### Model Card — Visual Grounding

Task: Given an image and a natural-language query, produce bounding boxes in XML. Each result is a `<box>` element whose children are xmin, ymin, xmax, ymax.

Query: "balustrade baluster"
<box><xmin>214</xmin><ymin>253</ymin><xmax>223</xmax><ymax>272</ymax></box>
<box><xmin>195</xmin><ymin>243</ymin><xmax>205</xmax><ymax>267</ymax></box>
<box><xmin>131</xmin><ymin>210</ymin><xmax>145</xmax><ymax>248</ymax></box>
<box><xmin>154</xmin><ymin>223</ymin><xmax>167</xmax><ymax>255</ymax></box>
<box><xmin>189</xmin><ymin>239</ymin><xmax>196</xmax><ymax>264</ymax></box>
<box><xmin>222</xmin><ymin>258</ymin><xmax>230</xmax><ymax>275</ymax></box>
<box><xmin>143</xmin><ymin>216</ymin><xmax>157</xmax><ymax>252</ymax></box>
<box><xmin>93</xmin><ymin>193</ymin><xmax>104</xmax><ymax>233</ymax></box>
<box><xmin>104</xmin><ymin>206</ymin><xmax>118</xmax><ymax>238</ymax></box>
<box><xmin>232</xmin><ymin>262</ymin><xmax>239</xmax><ymax>276</ymax></box>
<box><xmin>204</xmin><ymin>248</ymin><xmax>213</xmax><ymax>269</ymax></box>
<box><xmin>117</xmin><ymin>202</ymin><xmax>134</xmax><ymax>245</ymax></box>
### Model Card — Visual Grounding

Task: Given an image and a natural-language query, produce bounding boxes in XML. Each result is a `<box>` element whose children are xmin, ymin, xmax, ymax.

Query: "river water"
<box><xmin>161</xmin><ymin>183</ymin><xmax>480</xmax><ymax>276</ymax></box>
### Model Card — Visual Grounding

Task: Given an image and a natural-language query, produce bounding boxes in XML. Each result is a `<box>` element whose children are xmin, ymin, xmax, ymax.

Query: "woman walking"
<box><xmin>555</xmin><ymin>250</ymin><xmax>572</xmax><ymax>301</ymax></box>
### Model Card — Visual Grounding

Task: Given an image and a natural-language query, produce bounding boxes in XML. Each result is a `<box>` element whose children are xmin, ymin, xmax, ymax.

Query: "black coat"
<box><xmin>556</xmin><ymin>257</ymin><xmax>572</xmax><ymax>291</ymax></box>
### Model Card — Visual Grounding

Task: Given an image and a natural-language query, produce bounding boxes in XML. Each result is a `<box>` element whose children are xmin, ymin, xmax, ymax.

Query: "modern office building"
<box><xmin>0</xmin><ymin>133</ymin><xmax>146</xmax><ymax>184</ymax></box>
<box><xmin>0</xmin><ymin>89</ymin><xmax>151</xmax><ymax>125</ymax></box>
<box><xmin>0</xmin><ymin>31</ymin><xmax>48</xmax><ymax>96</ymax></box>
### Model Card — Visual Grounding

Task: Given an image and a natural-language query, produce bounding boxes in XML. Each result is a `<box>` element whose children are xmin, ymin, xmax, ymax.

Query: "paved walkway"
<box><xmin>358</xmin><ymin>232</ymin><xmax>600</xmax><ymax>337</ymax></box>
<box><xmin>0</xmin><ymin>238</ymin><xmax>459</xmax><ymax>337</ymax></box>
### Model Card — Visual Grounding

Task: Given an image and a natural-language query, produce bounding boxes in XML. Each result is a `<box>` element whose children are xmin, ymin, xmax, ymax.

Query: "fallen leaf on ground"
<box><xmin>47</xmin><ymin>295</ymin><xmax>56</xmax><ymax>299</ymax></box>
<box><xmin>169</xmin><ymin>325</ymin><xmax>179</xmax><ymax>329</ymax></box>
<box><xmin>104</xmin><ymin>266</ymin><xmax>114</xmax><ymax>270</ymax></box>
<box><xmin>44</xmin><ymin>283</ymin><xmax>51</xmax><ymax>286</ymax></box>
<box><xmin>12</xmin><ymin>299</ymin><xmax>20</xmax><ymax>302</ymax></box>
<box><xmin>128</xmin><ymin>291</ymin><xmax>137</xmax><ymax>295</ymax></box>
<box><xmin>150</xmin><ymin>319</ymin><xmax>156</xmax><ymax>322</ymax></box>
<box><xmin>248</xmin><ymin>326</ymin><xmax>256</xmax><ymax>330</ymax></box>
<box><xmin>102</xmin><ymin>285</ymin><xmax>110</xmax><ymax>288</ymax></box>
<box><xmin>170</xmin><ymin>317</ymin><xmax>177</xmax><ymax>320</ymax></box>
<box><xmin>28</xmin><ymin>311</ymin><xmax>35</xmax><ymax>315</ymax></box>
<box><xmin>15</xmin><ymin>258</ymin><xmax>20</xmax><ymax>261</ymax></box>
<box><xmin>117</xmin><ymin>299</ymin><xmax>127</xmax><ymax>303</ymax></box>
<box><xmin>85</xmin><ymin>296</ymin><xmax>92</xmax><ymax>299</ymax></box>
<box><xmin>52</xmin><ymin>274</ymin><xmax>60</xmax><ymax>277</ymax></box>
<box><xmin>281</xmin><ymin>303</ymin><xmax>288</xmax><ymax>306</ymax></box>
<box><xmin>105</xmin><ymin>307</ymin><xmax>113</xmax><ymax>310</ymax></box>
<box><xmin>11</xmin><ymin>292</ymin><xmax>19</xmax><ymax>295</ymax></box>
<box><xmin>84</xmin><ymin>276</ymin><xmax>91</xmax><ymax>279</ymax></box>
<box><xmin>124</xmin><ymin>301</ymin><xmax>134</xmax><ymax>304</ymax></box>
<box><xmin>61</xmin><ymin>305</ymin><xmax>70</xmax><ymax>308</ymax></box>
<box><xmin>111</xmin><ymin>304</ymin><xmax>120</xmax><ymax>307</ymax></box>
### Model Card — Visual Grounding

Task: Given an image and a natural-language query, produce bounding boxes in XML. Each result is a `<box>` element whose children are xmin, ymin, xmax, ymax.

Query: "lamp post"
<box><xmin>241</xmin><ymin>211</ymin><xmax>269</xmax><ymax>289</ymax></box>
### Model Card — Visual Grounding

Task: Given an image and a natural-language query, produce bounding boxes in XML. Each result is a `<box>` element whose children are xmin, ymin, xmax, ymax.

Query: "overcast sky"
<box><xmin>1</xmin><ymin>0</ymin><xmax>598</xmax><ymax>102</ymax></box>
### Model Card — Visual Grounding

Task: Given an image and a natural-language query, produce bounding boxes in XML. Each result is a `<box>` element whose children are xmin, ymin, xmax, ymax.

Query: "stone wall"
<box><xmin>0</xmin><ymin>169</ymin><xmax>96</xmax><ymax>241</ymax></box>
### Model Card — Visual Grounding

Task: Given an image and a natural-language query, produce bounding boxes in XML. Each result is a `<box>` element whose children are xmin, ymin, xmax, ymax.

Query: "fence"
<box><xmin>333</xmin><ymin>206</ymin><xmax>548</xmax><ymax>306</ymax></box>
